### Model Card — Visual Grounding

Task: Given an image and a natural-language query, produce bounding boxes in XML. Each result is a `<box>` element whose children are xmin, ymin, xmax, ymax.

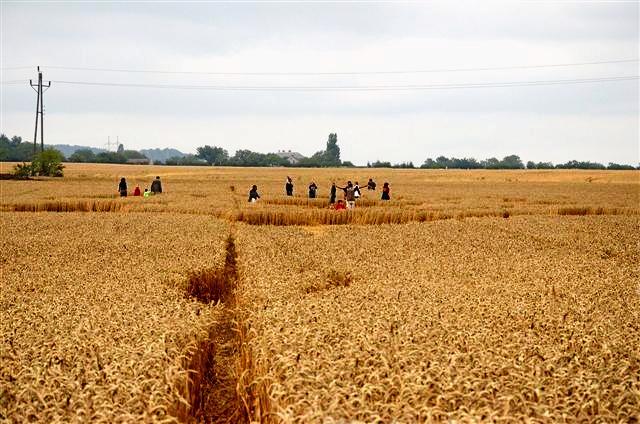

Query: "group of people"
<box><xmin>116</xmin><ymin>173</ymin><xmax>392</xmax><ymax>210</ymax></box>
<box><xmin>248</xmin><ymin>176</ymin><xmax>391</xmax><ymax>208</ymax></box>
<box><xmin>331</xmin><ymin>181</ymin><xmax>390</xmax><ymax>209</ymax></box>
<box><xmin>118</xmin><ymin>176</ymin><xmax>163</xmax><ymax>197</ymax></box>
<box><xmin>328</xmin><ymin>179</ymin><xmax>390</xmax><ymax>209</ymax></box>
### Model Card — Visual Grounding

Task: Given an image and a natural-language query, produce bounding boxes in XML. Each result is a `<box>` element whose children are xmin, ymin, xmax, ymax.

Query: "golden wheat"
<box><xmin>0</xmin><ymin>212</ymin><xmax>229</xmax><ymax>422</ymax></box>
<box><xmin>1</xmin><ymin>163</ymin><xmax>638</xmax><ymax>422</ymax></box>
<box><xmin>235</xmin><ymin>216</ymin><xmax>640</xmax><ymax>422</ymax></box>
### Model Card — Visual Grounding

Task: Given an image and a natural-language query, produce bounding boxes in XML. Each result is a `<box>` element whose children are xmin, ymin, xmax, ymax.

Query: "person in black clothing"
<box><xmin>381</xmin><ymin>182</ymin><xmax>391</xmax><ymax>200</ymax></box>
<box><xmin>118</xmin><ymin>177</ymin><xmax>127</xmax><ymax>197</ymax></box>
<box><xmin>150</xmin><ymin>176</ymin><xmax>162</xmax><ymax>194</ymax></box>
<box><xmin>367</xmin><ymin>178</ymin><xmax>376</xmax><ymax>190</ymax></box>
<box><xmin>308</xmin><ymin>182</ymin><xmax>318</xmax><ymax>198</ymax></box>
<box><xmin>329</xmin><ymin>183</ymin><xmax>337</xmax><ymax>204</ymax></box>
<box><xmin>285</xmin><ymin>176</ymin><xmax>294</xmax><ymax>196</ymax></box>
<box><xmin>248</xmin><ymin>185</ymin><xmax>260</xmax><ymax>202</ymax></box>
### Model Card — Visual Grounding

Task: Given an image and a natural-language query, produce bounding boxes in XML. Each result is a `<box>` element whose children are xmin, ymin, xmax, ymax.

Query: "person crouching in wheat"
<box><xmin>248</xmin><ymin>185</ymin><xmax>261</xmax><ymax>203</ymax></box>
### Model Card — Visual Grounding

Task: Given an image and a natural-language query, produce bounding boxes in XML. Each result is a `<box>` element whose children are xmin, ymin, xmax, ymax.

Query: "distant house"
<box><xmin>275</xmin><ymin>150</ymin><xmax>306</xmax><ymax>165</ymax></box>
<box><xmin>126</xmin><ymin>158</ymin><xmax>151</xmax><ymax>165</ymax></box>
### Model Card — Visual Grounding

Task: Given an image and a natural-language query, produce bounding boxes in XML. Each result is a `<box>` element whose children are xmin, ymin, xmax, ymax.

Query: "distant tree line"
<box><xmin>0</xmin><ymin>135</ymin><xmax>65</xmax><ymax>177</ymax></box>
<box><xmin>0</xmin><ymin>135</ymin><xmax>150</xmax><ymax>164</ymax></box>
<box><xmin>195</xmin><ymin>146</ymin><xmax>291</xmax><ymax>167</ymax></box>
<box><xmin>548</xmin><ymin>160</ymin><xmax>635</xmax><ymax>170</ymax></box>
<box><xmin>368</xmin><ymin>161</ymin><xmax>416</xmax><ymax>168</ymax></box>
<box><xmin>69</xmin><ymin>145</ymin><xmax>148</xmax><ymax>163</ymax></box>
<box><xmin>195</xmin><ymin>133</ymin><xmax>347</xmax><ymax>167</ymax></box>
<box><xmin>164</xmin><ymin>154</ymin><xmax>208</xmax><ymax>166</ymax></box>
<box><xmin>2</xmin><ymin>133</ymin><xmax>637</xmax><ymax>170</ymax></box>
<box><xmin>0</xmin><ymin>135</ymin><xmax>36</xmax><ymax>161</ymax></box>
<box><xmin>417</xmin><ymin>155</ymin><xmax>526</xmax><ymax>169</ymax></box>
<box><xmin>412</xmin><ymin>155</ymin><xmax>637</xmax><ymax>170</ymax></box>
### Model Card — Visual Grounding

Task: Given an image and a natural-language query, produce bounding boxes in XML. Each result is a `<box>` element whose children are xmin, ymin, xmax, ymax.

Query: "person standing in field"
<box><xmin>150</xmin><ymin>176</ymin><xmax>162</xmax><ymax>194</ymax></box>
<box><xmin>381</xmin><ymin>182</ymin><xmax>391</xmax><ymax>200</ymax></box>
<box><xmin>353</xmin><ymin>182</ymin><xmax>362</xmax><ymax>199</ymax></box>
<box><xmin>118</xmin><ymin>177</ymin><xmax>128</xmax><ymax>197</ymax></box>
<box><xmin>285</xmin><ymin>176</ymin><xmax>294</xmax><ymax>196</ymax></box>
<box><xmin>337</xmin><ymin>181</ymin><xmax>351</xmax><ymax>200</ymax></box>
<box><xmin>329</xmin><ymin>182</ymin><xmax>337</xmax><ymax>204</ymax></box>
<box><xmin>367</xmin><ymin>178</ymin><xmax>377</xmax><ymax>190</ymax></box>
<box><xmin>248</xmin><ymin>185</ymin><xmax>260</xmax><ymax>202</ymax></box>
<box><xmin>308</xmin><ymin>182</ymin><xmax>318</xmax><ymax>198</ymax></box>
<box><xmin>133</xmin><ymin>185</ymin><xmax>141</xmax><ymax>196</ymax></box>
<box><xmin>337</xmin><ymin>181</ymin><xmax>356</xmax><ymax>209</ymax></box>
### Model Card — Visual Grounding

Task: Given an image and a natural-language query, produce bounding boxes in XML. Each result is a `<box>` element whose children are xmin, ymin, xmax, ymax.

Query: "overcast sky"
<box><xmin>1</xmin><ymin>1</ymin><xmax>638</xmax><ymax>165</ymax></box>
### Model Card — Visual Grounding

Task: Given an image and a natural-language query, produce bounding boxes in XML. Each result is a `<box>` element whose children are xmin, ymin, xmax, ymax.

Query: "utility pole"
<box><xmin>30</xmin><ymin>66</ymin><xmax>51</xmax><ymax>154</ymax></box>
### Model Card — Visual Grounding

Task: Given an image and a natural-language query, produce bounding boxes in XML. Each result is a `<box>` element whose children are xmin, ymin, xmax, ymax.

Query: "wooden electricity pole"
<box><xmin>30</xmin><ymin>66</ymin><xmax>51</xmax><ymax>154</ymax></box>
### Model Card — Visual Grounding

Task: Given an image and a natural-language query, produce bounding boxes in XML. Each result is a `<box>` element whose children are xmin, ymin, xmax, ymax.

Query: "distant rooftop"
<box><xmin>274</xmin><ymin>150</ymin><xmax>306</xmax><ymax>164</ymax></box>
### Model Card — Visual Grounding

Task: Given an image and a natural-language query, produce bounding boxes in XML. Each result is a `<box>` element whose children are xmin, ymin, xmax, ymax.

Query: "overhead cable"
<box><xmin>37</xmin><ymin>58</ymin><xmax>639</xmax><ymax>76</ymax></box>
<box><xmin>46</xmin><ymin>75</ymin><xmax>639</xmax><ymax>91</ymax></box>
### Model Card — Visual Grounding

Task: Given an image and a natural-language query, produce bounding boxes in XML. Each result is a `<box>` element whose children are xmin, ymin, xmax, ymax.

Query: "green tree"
<box><xmin>0</xmin><ymin>134</ymin><xmax>34</xmax><ymax>161</ymax></box>
<box><xmin>14</xmin><ymin>149</ymin><xmax>65</xmax><ymax>177</ymax></box>
<box><xmin>420</xmin><ymin>158</ymin><xmax>441</xmax><ymax>169</ymax></box>
<box><xmin>298</xmin><ymin>133</ymin><xmax>342</xmax><ymax>167</ymax></box>
<box><xmin>527</xmin><ymin>161</ymin><xmax>554</xmax><ymax>169</ymax></box>
<box><xmin>96</xmin><ymin>151</ymin><xmax>126</xmax><ymax>163</ymax></box>
<box><xmin>481</xmin><ymin>157</ymin><xmax>500</xmax><ymax>169</ymax></box>
<box><xmin>324</xmin><ymin>133</ymin><xmax>341</xmax><ymax>165</ymax></box>
<box><xmin>369</xmin><ymin>160</ymin><xmax>392</xmax><ymax>168</ymax></box>
<box><xmin>165</xmin><ymin>154</ymin><xmax>208</xmax><ymax>166</ymax></box>
<box><xmin>393</xmin><ymin>161</ymin><xmax>415</xmax><ymax>168</ymax></box>
<box><xmin>197</xmin><ymin>145</ymin><xmax>229</xmax><ymax>166</ymax></box>
<box><xmin>435</xmin><ymin>156</ymin><xmax>450</xmax><ymax>168</ymax></box>
<box><xmin>32</xmin><ymin>149</ymin><xmax>65</xmax><ymax>176</ymax></box>
<box><xmin>122</xmin><ymin>150</ymin><xmax>148</xmax><ymax>161</ymax></box>
<box><xmin>556</xmin><ymin>160</ymin><xmax>605</xmax><ymax>170</ymax></box>
<box><xmin>499</xmin><ymin>155</ymin><xmax>524</xmax><ymax>169</ymax></box>
<box><xmin>606</xmin><ymin>162</ymin><xmax>635</xmax><ymax>170</ymax></box>
<box><xmin>69</xmin><ymin>149</ymin><xmax>97</xmax><ymax>163</ymax></box>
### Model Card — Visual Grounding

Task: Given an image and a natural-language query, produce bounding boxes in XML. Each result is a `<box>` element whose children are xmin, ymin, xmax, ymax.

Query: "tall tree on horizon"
<box><xmin>197</xmin><ymin>145</ymin><xmax>229</xmax><ymax>166</ymax></box>
<box><xmin>324</xmin><ymin>133</ymin><xmax>341</xmax><ymax>166</ymax></box>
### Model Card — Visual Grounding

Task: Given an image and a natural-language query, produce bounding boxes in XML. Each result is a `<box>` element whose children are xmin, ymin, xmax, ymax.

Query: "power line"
<box><xmin>48</xmin><ymin>75</ymin><xmax>638</xmax><ymax>91</ymax></box>
<box><xmin>0</xmin><ymin>66</ymin><xmax>34</xmax><ymax>70</ymax></box>
<box><xmin>39</xmin><ymin>58</ymin><xmax>639</xmax><ymax>76</ymax></box>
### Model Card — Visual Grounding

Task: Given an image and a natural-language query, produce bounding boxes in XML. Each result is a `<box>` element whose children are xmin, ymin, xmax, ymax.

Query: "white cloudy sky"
<box><xmin>1</xmin><ymin>1</ymin><xmax>638</xmax><ymax>165</ymax></box>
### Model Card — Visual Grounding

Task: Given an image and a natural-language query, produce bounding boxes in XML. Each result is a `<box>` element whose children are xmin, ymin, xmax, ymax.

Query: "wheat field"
<box><xmin>1</xmin><ymin>163</ymin><xmax>639</xmax><ymax>422</ymax></box>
